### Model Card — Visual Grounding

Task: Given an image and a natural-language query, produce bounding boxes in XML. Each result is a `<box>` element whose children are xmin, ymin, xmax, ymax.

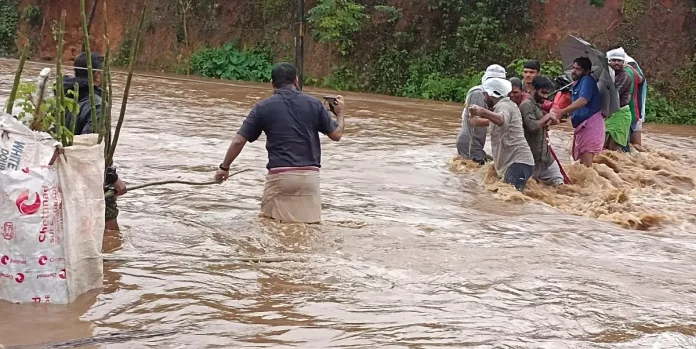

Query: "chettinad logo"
<box><xmin>1</xmin><ymin>255</ymin><xmax>26</xmax><ymax>265</ymax></box>
<box><xmin>15</xmin><ymin>190</ymin><xmax>41</xmax><ymax>215</ymax></box>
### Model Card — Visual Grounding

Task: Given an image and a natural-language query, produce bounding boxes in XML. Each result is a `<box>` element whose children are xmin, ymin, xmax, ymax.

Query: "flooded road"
<box><xmin>2</xmin><ymin>60</ymin><xmax>696</xmax><ymax>348</ymax></box>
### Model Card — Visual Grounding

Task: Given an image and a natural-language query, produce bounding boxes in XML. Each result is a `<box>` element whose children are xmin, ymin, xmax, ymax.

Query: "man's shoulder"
<box><xmin>258</xmin><ymin>90</ymin><xmax>322</xmax><ymax>107</ymax></box>
<box><xmin>496</xmin><ymin>98</ymin><xmax>518</xmax><ymax>111</ymax></box>
<box><xmin>467</xmin><ymin>85</ymin><xmax>483</xmax><ymax>96</ymax></box>
<box><xmin>518</xmin><ymin>98</ymin><xmax>535</xmax><ymax>113</ymax></box>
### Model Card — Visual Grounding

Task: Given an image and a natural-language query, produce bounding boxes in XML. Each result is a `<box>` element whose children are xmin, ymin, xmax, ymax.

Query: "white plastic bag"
<box><xmin>0</xmin><ymin>112</ymin><xmax>104</xmax><ymax>304</ymax></box>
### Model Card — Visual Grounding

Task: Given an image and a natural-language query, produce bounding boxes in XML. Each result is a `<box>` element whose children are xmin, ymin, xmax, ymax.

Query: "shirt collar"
<box><xmin>274</xmin><ymin>85</ymin><xmax>299</xmax><ymax>95</ymax></box>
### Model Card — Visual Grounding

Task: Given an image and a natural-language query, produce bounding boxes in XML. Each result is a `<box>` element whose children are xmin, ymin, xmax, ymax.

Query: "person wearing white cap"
<box><xmin>455</xmin><ymin>64</ymin><xmax>506</xmax><ymax>165</ymax></box>
<box><xmin>623</xmin><ymin>52</ymin><xmax>646</xmax><ymax>148</ymax></box>
<box><xmin>604</xmin><ymin>47</ymin><xmax>633</xmax><ymax>151</ymax></box>
<box><xmin>468</xmin><ymin>77</ymin><xmax>535</xmax><ymax>192</ymax></box>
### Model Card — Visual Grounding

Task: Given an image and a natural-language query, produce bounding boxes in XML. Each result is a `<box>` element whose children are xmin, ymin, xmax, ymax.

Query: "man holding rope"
<box><xmin>519</xmin><ymin>76</ymin><xmax>567</xmax><ymax>186</ymax></box>
<box><xmin>214</xmin><ymin>63</ymin><xmax>346</xmax><ymax>224</ymax></box>
<box><xmin>64</xmin><ymin>52</ymin><xmax>127</xmax><ymax>231</ymax></box>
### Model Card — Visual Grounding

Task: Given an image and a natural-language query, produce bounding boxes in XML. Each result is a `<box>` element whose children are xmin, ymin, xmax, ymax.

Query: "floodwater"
<box><xmin>1</xmin><ymin>60</ymin><xmax>696</xmax><ymax>348</ymax></box>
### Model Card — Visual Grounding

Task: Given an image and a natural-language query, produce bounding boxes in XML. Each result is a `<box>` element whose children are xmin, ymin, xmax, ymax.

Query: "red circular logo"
<box><xmin>58</xmin><ymin>269</ymin><xmax>66</xmax><ymax>279</ymax></box>
<box><xmin>16</xmin><ymin>190</ymin><xmax>41</xmax><ymax>216</ymax></box>
<box><xmin>38</xmin><ymin>256</ymin><xmax>48</xmax><ymax>265</ymax></box>
<box><xmin>15</xmin><ymin>273</ymin><xmax>24</xmax><ymax>283</ymax></box>
<box><xmin>0</xmin><ymin>255</ymin><xmax>8</xmax><ymax>265</ymax></box>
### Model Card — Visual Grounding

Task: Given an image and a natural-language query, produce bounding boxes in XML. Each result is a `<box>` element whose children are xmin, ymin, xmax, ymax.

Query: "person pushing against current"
<box><xmin>455</xmin><ymin>64</ymin><xmax>507</xmax><ymax>165</ymax></box>
<box><xmin>214</xmin><ymin>63</ymin><xmax>346</xmax><ymax>224</ymax></box>
<box><xmin>468</xmin><ymin>78</ymin><xmax>535</xmax><ymax>192</ymax></box>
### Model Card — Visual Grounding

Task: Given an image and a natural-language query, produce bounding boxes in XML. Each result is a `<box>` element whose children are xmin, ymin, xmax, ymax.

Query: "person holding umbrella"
<box><xmin>555</xmin><ymin>57</ymin><xmax>605</xmax><ymax>167</ymax></box>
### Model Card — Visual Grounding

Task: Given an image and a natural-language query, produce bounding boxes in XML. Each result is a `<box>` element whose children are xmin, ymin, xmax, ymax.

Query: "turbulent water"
<box><xmin>1</xmin><ymin>60</ymin><xmax>696</xmax><ymax>349</ymax></box>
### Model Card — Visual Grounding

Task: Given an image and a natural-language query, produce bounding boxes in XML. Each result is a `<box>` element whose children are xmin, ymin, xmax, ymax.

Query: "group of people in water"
<box><xmin>63</xmin><ymin>48</ymin><xmax>646</xmax><ymax>227</ymax></box>
<box><xmin>456</xmin><ymin>49</ymin><xmax>646</xmax><ymax>192</ymax></box>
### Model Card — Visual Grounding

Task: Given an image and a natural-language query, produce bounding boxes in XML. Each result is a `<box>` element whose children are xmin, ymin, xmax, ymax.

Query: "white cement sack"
<box><xmin>57</xmin><ymin>133</ymin><xmax>105</xmax><ymax>303</ymax></box>
<box><xmin>0</xmin><ymin>112</ymin><xmax>104</xmax><ymax>304</ymax></box>
<box><xmin>0</xmin><ymin>165</ymin><xmax>68</xmax><ymax>304</ymax></box>
<box><xmin>0</xmin><ymin>113</ymin><xmax>59</xmax><ymax>171</ymax></box>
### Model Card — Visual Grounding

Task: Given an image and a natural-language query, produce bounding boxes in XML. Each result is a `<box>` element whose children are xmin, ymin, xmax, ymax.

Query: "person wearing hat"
<box><xmin>455</xmin><ymin>64</ymin><xmax>507</xmax><ymax>165</ymax></box>
<box><xmin>468</xmin><ymin>78</ymin><xmax>536</xmax><ymax>192</ymax></box>
<box><xmin>604</xmin><ymin>47</ymin><xmax>634</xmax><ymax>152</ymax></box>
<box><xmin>623</xmin><ymin>52</ymin><xmax>646</xmax><ymax>149</ymax></box>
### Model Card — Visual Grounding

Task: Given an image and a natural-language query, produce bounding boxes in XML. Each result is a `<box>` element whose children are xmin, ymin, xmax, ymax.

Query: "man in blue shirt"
<box><xmin>556</xmin><ymin>57</ymin><xmax>605</xmax><ymax>167</ymax></box>
<box><xmin>214</xmin><ymin>63</ymin><xmax>346</xmax><ymax>223</ymax></box>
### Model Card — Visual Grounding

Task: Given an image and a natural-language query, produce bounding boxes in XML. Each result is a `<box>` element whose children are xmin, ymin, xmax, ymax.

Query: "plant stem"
<box><xmin>106</xmin><ymin>1</ymin><xmax>147</xmax><ymax>167</ymax></box>
<box><xmin>80</xmin><ymin>0</ymin><xmax>99</xmax><ymax>143</ymax></box>
<box><xmin>82</xmin><ymin>0</ymin><xmax>100</xmax><ymax>52</ymax></box>
<box><xmin>69</xmin><ymin>82</ymin><xmax>79</xmax><ymax>136</ymax></box>
<box><xmin>6</xmin><ymin>44</ymin><xmax>28</xmax><ymax>115</ymax></box>
<box><xmin>55</xmin><ymin>11</ymin><xmax>67</xmax><ymax>145</ymax></box>
<box><xmin>102</xmin><ymin>0</ymin><xmax>112</xmax><ymax>160</ymax></box>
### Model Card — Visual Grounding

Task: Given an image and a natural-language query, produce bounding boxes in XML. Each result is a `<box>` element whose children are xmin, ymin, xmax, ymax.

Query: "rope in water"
<box><xmin>104</xmin><ymin>169</ymin><xmax>252</xmax><ymax>199</ymax></box>
<box><xmin>103</xmin><ymin>255</ymin><xmax>309</xmax><ymax>264</ymax></box>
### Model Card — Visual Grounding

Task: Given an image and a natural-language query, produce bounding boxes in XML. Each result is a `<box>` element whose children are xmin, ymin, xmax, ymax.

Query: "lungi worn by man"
<box><xmin>214</xmin><ymin>63</ymin><xmax>346</xmax><ymax>224</ymax></box>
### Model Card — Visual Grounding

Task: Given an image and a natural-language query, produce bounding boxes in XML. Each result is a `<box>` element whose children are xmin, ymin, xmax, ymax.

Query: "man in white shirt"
<box><xmin>468</xmin><ymin>78</ymin><xmax>536</xmax><ymax>192</ymax></box>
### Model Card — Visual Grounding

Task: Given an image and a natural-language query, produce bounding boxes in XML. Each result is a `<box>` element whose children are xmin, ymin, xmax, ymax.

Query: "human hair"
<box><xmin>531</xmin><ymin>76</ymin><xmax>554</xmax><ymax>91</ymax></box>
<box><xmin>509</xmin><ymin>77</ymin><xmax>523</xmax><ymax>89</ymax></box>
<box><xmin>524</xmin><ymin>59</ymin><xmax>541</xmax><ymax>72</ymax></box>
<box><xmin>574</xmin><ymin>57</ymin><xmax>592</xmax><ymax>72</ymax></box>
<box><xmin>74</xmin><ymin>52</ymin><xmax>104</xmax><ymax>78</ymax></box>
<box><xmin>271</xmin><ymin>63</ymin><xmax>297</xmax><ymax>88</ymax></box>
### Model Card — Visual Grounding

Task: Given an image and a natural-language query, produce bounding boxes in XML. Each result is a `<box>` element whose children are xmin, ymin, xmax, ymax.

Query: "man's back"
<box><xmin>456</xmin><ymin>86</ymin><xmax>488</xmax><ymax>161</ymax></box>
<box><xmin>237</xmin><ymin>87</ymin><xmax>338</xmax><ymax>169</ymax></box>
<box><xmin>489</xmin><ymin>98</ymin><xmax>534</xmax><ymax>177</ymax></box>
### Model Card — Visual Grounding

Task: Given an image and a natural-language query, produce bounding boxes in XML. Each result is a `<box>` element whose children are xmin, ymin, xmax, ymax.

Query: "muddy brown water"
<box><xmin>1</xmin><ymin>61</ymin><xmax>696</xmax><ymax>348</ymax></box>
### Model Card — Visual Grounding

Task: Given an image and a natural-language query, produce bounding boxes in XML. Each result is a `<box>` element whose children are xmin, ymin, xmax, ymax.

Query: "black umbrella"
<box><xmin>559</xmin><ymin>35</ymin><xmax>619</xmax><ymax>117</ymax></box>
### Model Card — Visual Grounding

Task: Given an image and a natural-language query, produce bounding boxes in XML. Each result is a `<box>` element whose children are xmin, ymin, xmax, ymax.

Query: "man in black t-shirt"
<box><xmin>214</xmin><ymin>63</ymin><xmax>346</xmax><ymax>223</ymax></box>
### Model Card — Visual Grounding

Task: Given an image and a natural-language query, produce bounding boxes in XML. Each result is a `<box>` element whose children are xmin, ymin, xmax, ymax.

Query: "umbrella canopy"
<box><xmin>559</xmin><ymin>35</ymin><xmax>619</xmax><ymax>117</ymax></box>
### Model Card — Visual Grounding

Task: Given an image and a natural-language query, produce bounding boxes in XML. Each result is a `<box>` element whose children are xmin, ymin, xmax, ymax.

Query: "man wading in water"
<box><xmin>214</xmin><ymin>63</ymin><xmax>346</xmax><ymax>224</ymax></box>
<box><xmin>468</xmin><ymin>78</ymin><xmax>535</xmax><ymax>192</ymax></box>
<box><xmin>519</xmin><ymin>76</ymin><xmax>565</xmax><ymax>186</ymax></box>
<box><xmin>604</xmin><ymin>48</ymin><xmax>633</xmax><ymax>152</ymax></box>
<box><xmin>555</xmin><ymin>57</ymin><xmax>604</xmax><ymax>167</ymax></box>
<box><xmin>63</xmin><ymin>52</ymin><xmax>127</xmax><ymax>231</ymax></box>
<box><xmin>455</xmin><ymin>64</ymin><xmax>507</xmax><ymax>164</ymax></box>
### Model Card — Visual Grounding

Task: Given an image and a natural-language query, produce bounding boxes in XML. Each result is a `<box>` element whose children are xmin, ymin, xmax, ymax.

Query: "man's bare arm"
<box><xmin>469</xmin><ymin>117</ymin><xmax>490</xmax><ymax>127</ymax></box>
<box><xmin>328</xmin><ymin>111</ymin><xmax>345</xmax><ymax>141</ymax></box>
<box><xmin>559</xmin><ymin>98</ymin><xmax>588</xmax><ymax>117</ymax></box>
<box><xmin>221</xmin><ymin>134</ymin><xmax>248</xmax><ymax>168</ymax></box>
<box><xmin>477</xmin><ymin>108</ymin><xmax>505</xmax><ymax>126</ymax></box>
<box><xmin>328</xmin><ymin>95</ymin><xmax>346</xmax><ymax>141</ymax></box>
